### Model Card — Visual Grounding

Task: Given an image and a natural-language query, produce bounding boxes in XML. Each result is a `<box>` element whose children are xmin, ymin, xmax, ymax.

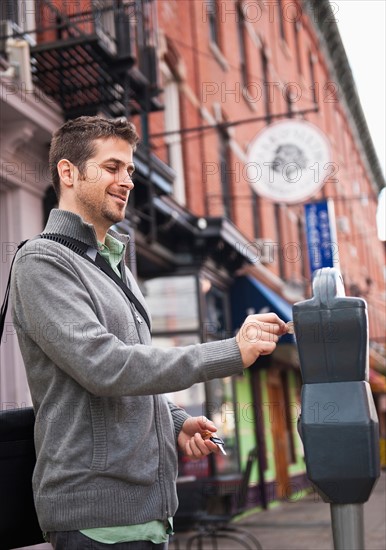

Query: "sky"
<box><xmin>333</xmin><ymin>0</ymin><xmax>386</xmax><ymax>239</ymax></box>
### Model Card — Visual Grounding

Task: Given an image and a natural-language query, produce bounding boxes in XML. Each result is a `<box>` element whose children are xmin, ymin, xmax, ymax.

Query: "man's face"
<box><xmin>73</xmin><ymin>137</ymin><xmax>135</xmax><ymax>231</ymax></box>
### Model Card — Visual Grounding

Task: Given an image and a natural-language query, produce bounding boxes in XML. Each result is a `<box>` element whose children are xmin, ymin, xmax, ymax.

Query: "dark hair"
<box><xmin>49</xmin><ymin>116</ymin><xmax>139</xmax><ymax>198</ymax></box>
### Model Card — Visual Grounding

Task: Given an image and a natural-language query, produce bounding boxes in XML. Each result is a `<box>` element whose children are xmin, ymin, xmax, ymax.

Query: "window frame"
<box><xmin>237</xmin><ymin>2</ymin><xmax>249</xmax><ymax>87</ymax></box>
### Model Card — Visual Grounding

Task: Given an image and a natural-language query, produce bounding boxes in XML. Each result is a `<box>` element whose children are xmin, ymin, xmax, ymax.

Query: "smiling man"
<box><xmin>52</xmin><ymin>119</ymin><xmax>136</xmax><ymax>243</ymax></box>
<box><xmin>10</xmin><ymin>116</ymin><xmax>287</xmax><ymax>549</ymax></box>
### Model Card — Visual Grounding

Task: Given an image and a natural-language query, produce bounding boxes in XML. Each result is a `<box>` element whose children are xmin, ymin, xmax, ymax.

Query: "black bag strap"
<box><xmin>0</xmin><ymin>233</ymin><xmax>151</xmax><ymax>341</ymax></box>
<box><xmin>0</xmin><ymin>240</ymin><xmax>29</xmax><ymax>340</ymax></box>
<box><xmin>41</xmin><ymin>233</ymin><xmax>151</xmax><ymax>332</ymax></box>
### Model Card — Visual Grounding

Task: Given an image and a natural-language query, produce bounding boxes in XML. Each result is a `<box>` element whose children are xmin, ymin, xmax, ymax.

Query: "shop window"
<box><xmin>200</xmin><ymin>275</ymin><xmax>240</xmax><ymax>475</ymax></box>
<box><xmin>144</xmin><ymin>275</ymin><xmax>199</xmax><ymax>332</ymax></box>
<box><xmin>145</xmin><ymin>272</ymin><xmax>240</xmax><ymax>478</ymax></box>
<box><xmin>202</xmin><ymin>280</ymin><xmax>227</xmax><ymax>337</ymax></box>
<box><xmin>206</xmin><ymin>377</ymin><xmax>240</xmax><ymax>475</ymax></box>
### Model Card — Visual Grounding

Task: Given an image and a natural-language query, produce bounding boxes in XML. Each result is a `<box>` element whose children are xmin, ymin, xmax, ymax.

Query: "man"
<box><xmin>11</xmin><ymin>116</ymin><xmax>287</xmax><ymax>549</ymax></box>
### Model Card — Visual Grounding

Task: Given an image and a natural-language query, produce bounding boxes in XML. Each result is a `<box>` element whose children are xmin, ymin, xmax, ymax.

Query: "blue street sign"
<box><xmin>304</xmin><ymin>200</ymin><xmax>336</xmax><ymax>274</ymax></box>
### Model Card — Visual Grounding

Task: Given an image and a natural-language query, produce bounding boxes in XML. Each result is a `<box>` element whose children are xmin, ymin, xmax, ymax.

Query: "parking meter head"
<box><xmin>293</xmin><ymin>269</ymin><xmax>368</xmax><ymax>384</ymax></box>
<box><xmin>295</xmin><ymin>267</ymin><xmax>380</xmax><ymax>504</ymax></box>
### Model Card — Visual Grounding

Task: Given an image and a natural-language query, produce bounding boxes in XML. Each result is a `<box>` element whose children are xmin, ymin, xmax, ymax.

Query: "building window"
<box><xmin>309</xmin><ymin>51</ymin><xmax>318</xmax><ymax>106</ymax></box>
<box><xmin>237</xmin><ymin>2</ymin><xmax>248</xmax><ymax>86</ymax></box>
<box><xmin>261</xmin><ymin>48</ymin><xmax>271</xmax><ymax>123</ymax></box>
<box><xmin>207</xmin><ymin>0</ymin><xmax>220</xmax><ymax>47</ymax></box>
<box><xmin>1</xmin><ymin>0</ymin><xmax>19</xmax><ymax>24</ymax></box>
<box><xmin>275</xmin><ymin>203</ymin><xmax>285</xmax><ymax>278</ymax></box>
<box><xmin>163</xmin><ymin>65</ymin><xmax>186</xmax><ymax>205</ymax></box>
<box><xmin>277</xmin><ymin>0</ymin><xmax>286</xmax><ymax>41</ymax></box>
<box><xmin>294</xmin><ymin>21</ymin><xmax>302</xmax><ymax>74</ymax></box>
<box><xmin>0</xmin><ymin>0</ymin><xmax>36</xmax><ymax>49</ymax></box>
<box><xmin>252</xmin><ymin>189</ymin><xmax>261</xmax><ymax>239</ymax></box>
<box><xmin>285</xmin><ymin>87</ymin><xmax>293</xmax><ymax>118</ymax></box>
<box><xmin>218</xmin><ymin>129</ymin><xmax>232</xmax><ymax>220</ymax></box>
<box><xmin>297</xmin><ymin>215</ymin><xmax>308</xmax><ymax>281</ymax></box>
<box><xmin>92</xmin><ymin>0</ymin><xmax>117</xmax><ymax>55</ymax></box>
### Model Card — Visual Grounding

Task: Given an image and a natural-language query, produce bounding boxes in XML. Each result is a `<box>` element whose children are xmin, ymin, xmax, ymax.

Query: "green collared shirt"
<box><xmin>97</xmin><ymin>234</ymin><xmax>125</xmax><ymax>277</ymax></box>
<box><xmin>80</xmin><ymin>233</ymin><xmax>172</xmax><ymax>544</ymax></box>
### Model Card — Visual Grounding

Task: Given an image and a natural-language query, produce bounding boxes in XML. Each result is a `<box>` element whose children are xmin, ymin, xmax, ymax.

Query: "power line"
<box><xmin>149</xmin><ymin>106</ymin><xmax>318</xmax><ymax>139</ymax></box>
<box><xmin>169</xmin><ymin>35</ymin><xmax>323</xmax><ymax>108</ymax></box>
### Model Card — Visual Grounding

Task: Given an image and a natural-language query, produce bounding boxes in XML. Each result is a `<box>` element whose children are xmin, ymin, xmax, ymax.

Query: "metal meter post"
<box><xmin>293</xmin><ymin>268</ymin><xmax>380</xmax><ymax>550</ymax></box>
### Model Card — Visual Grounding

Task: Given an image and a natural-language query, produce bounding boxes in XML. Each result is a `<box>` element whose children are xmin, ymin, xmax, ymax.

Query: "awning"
<box><xmin>230</xmin><ymin>276</ymin><xmax>295</xmax><ymax>344</ymax></box>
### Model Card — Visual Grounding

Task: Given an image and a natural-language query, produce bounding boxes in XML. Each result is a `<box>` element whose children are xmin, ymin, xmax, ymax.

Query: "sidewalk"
<box><xmin>16</xmin><ymin>472</ymin><xmax>385</xmax><ymax>550</ymax></box>
<box><xmin>170</xmin><ymin>471</ymin><xmax>386</xmax><ymax>550</ymax></box>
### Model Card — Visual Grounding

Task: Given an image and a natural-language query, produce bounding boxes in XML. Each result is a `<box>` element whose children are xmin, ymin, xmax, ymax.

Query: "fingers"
<box><xmin>196</xmin><ymin>415</ymin><xmax>217</xmax><ymax>434</ymax></box>
<box><xmin>185</xmin><ymin>433</ymin><xmax>219</xmax><ymax>459</ymax></box>
<box><xmin>239</xmin><ymin>314</ymin><xmax>285</xmax><ymax>343</ymax></box>
<box><xmin>236</xmin><ymin>313</ymin><xmax>287</xmax><ymax>368</ymax></box>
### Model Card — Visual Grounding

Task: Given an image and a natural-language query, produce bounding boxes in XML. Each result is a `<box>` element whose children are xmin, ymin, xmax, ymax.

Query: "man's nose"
<box><xmin>118</xmin><ymin>172</ymin><xmax>134</xmax><ymax>190</ymax></box>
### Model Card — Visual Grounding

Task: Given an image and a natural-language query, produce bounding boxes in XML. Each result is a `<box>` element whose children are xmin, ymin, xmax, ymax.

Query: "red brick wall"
<box><xmin>154</xmin><ymin>0</ymin><xmax>385</xmax><ymax>341</ymax></box>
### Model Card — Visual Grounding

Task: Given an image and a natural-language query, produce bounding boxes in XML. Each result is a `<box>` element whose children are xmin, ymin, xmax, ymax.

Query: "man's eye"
<box><xmin>105</xmin><ymin>166</ymin><xmax>118</xmax><ymax>172</ymax></box>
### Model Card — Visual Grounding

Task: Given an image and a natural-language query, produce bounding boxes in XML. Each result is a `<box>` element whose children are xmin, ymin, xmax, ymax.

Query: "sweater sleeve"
<box><xmin>11</xmin><ymin>248</ymin><xmax>244</xmax><ymax>397</ymax></box>
<box><xmin>167</xmin><ymin>400</ymin><xmax>191</xmax><ymax>441</ymax></box>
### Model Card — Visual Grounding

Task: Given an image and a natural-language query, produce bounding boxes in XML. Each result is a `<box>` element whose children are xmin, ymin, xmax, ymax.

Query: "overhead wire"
<box><xmin>168</xmin><ymin>35</ymin><xmax>322</xmax><ymax>109</ymax></box>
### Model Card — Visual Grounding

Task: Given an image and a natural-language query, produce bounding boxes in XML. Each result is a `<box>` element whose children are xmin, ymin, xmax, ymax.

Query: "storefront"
<box><xmin>137</xmin><ymin>222</ymin><xmax>308</xmax><ymax>520</ymax></box>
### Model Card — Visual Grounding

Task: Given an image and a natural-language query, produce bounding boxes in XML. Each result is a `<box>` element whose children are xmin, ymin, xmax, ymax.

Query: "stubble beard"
<box><xmin>101</xmin><ymin>200</ymin><xmax>126</xmax><ymax>226</ymax></box>
<box><xmin>72</xmin><ymin>195</ymin><xmax>125</xmax><ymax>236</ymax></box>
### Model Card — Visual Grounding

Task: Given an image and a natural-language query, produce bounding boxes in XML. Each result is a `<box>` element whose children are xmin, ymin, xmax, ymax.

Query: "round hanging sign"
<box><xmin>246</xmin><ymin>119</ymin><xmax>331</xmax><ymax>204</ymax></box>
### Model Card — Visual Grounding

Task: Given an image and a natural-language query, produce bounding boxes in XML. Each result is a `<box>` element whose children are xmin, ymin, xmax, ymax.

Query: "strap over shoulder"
<box><xmin>0</xmin><ymin>233</ymin><xmax>151</xmax><ymax>342</ymax></box>
<box><xmin>0</xmin><ymin>239</ymin><xmax>29</xmax><ymax>341</ymax></box>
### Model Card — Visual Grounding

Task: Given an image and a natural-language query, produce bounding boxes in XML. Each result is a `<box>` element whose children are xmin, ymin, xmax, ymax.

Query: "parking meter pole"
<box><xmin>330</xmin><ymin>504</ymin><xmax>364</xmax><ymax>550</ymax></box>
<box><xmin>293</xmin><ymin>268</ymin><xmax>380</xmax><ymax>550</ymax></box>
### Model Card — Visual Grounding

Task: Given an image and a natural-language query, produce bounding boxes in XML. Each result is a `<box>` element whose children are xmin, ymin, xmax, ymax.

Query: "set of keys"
<box><xmin>202</xmin><ymin>430</ymin><xmax>227</xmax><ymax>455</ymax></box>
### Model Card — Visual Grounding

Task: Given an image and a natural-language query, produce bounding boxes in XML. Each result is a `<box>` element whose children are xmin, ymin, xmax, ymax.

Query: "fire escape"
<box><xmin>1</xmin><ymin>0</ymin><xmax>184</xmax><ymax>260</ymax></box>
<box><xmin>29</xmin><ymin>0</ymin><xmax>162</xmax><ymax>119</ymax></box>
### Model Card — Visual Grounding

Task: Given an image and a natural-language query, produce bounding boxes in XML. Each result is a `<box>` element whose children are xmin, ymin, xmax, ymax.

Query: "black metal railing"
<box><xmin>0</xmin><ymin>0</ymin><xmax>162</xmax><ymax>117</ymax></box>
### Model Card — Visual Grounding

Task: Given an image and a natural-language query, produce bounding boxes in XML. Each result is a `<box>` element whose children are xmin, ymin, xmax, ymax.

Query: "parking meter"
<box><xmin>293</xmin><ymin>267</ymin><xmax>380</xmax><ymax>550</ymax></box>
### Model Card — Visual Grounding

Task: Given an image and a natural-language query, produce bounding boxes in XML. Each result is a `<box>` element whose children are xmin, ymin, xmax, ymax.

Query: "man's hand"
<box><xmin>236</xmin><ymin>313</ymin><xmax>287</xmax><ymax>368</ymax></box>
<box><xmin>178</xmin><ymin>416</ymin><xmax>220</xmax><ymax>459</ymax></box>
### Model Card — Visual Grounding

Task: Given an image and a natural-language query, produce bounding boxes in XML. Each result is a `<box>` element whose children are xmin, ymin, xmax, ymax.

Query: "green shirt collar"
<box><xmin>97</xmin><ymin>234</ymin><xmax>125</xmax><ymax>277</ymax></box>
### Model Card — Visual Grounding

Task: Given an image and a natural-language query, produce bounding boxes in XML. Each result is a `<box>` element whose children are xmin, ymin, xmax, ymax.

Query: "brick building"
<box><xmin>1</xmin><ymin>0</ymin><xmax>385</xmax><ymax>521</ymax></box>
<box><xmin>146</xmin><ymin>0</ymin><xmax>386</xmax><ymax>508</ymax></box>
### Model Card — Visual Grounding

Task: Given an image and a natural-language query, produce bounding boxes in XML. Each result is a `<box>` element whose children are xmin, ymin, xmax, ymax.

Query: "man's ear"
<box><xmin>57</xmin><ymin>159</ymin><xmax>76</xmax><ymax>189</ymax></box>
